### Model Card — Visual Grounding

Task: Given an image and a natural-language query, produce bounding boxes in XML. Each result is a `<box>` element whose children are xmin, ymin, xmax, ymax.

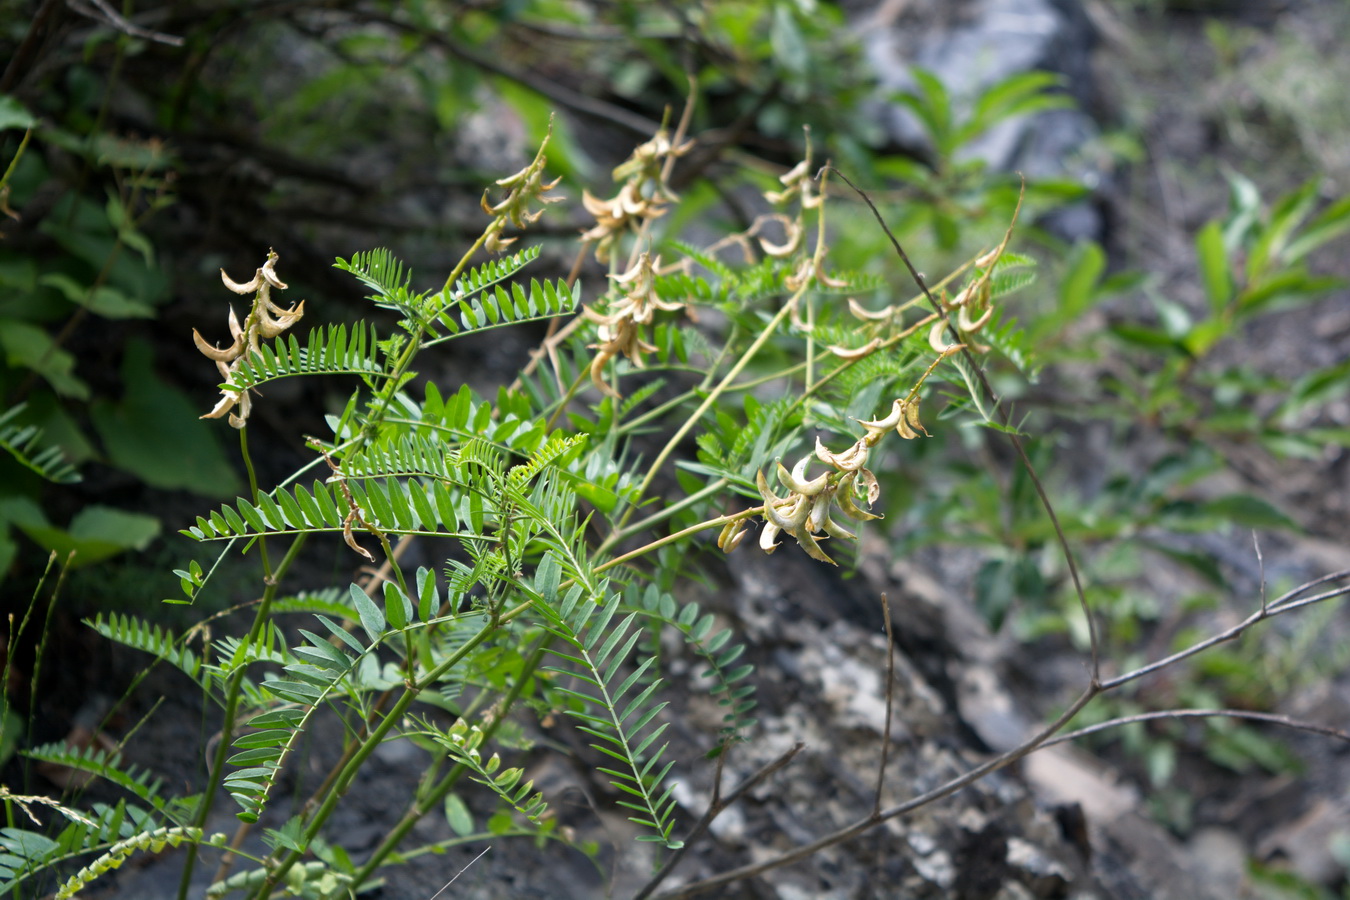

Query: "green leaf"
<box><xmin>1196</xmin><ymin>220</ymin><xmax>1232</xmax><ymax>312</ymax></box>
<box><xmin>0</xmin><ymin>95</ymin><xmax>37</xmax><ymax>132</ymax></box>
<box><xmin>902</xmin><ymin>68</ymin><xmax>951</xmax><ymax>150</ymax></box>
<box><xmin>534</xmin><ymin>551</ymin><xmax>561</xmax><ymax>604</ymax></box>
<box><xmin>444</xmin><ymin>792</ymin><xmax>474</xmax><ymax>837</ymax></box>
<box><xmin>416</xmin><ymin>566</ymin><xmax>438</xmax><ymax>621</ymax></box>
<box><xmin>0</xmin><ymin>404</ymin><xmax>80</xmax><ymax>484</ymax></box>
<box><xmin>38</xmin><ymin>273</ymin><xmax>155</xmax><ymax>319</ymax></box>
<box><xmin>1246</xmin><ymin>179</ymin><xmax>1319</xmax><ymax>280</ymax></box>
<box><xmin>90</xmin><ymin>341</ymin><xmax>241</xmax><ymax>496</ymax></box>
<box><xmin>1201</xmin><ymin>494</ymin><xmax>1300</xmax><ymax>532</ymax></box>
<box><xmin>487</xmin><ymin>811</ymin><xmax>514</xmax><ymax>835</ymax></box>
<box><xmin>0</xmin><ymin>321</ymin><xmax>88</xmax><ymax>399</ymax></box>
<box><xmin>1221</xmin><ymin>168</ymin><xmax>1262</xmax><ymax>250</ymax></box>
<box><xmin>383</xmin><ymin>581</ymin><xmax>412</xmax><ymax>630</ymax></box>
<box><xmin>0</xmin><ymin>497</ymin><xmax>158</xmax><ymax>567</ymax></box>
<box><xmin>1058</xmin><ymin>240</ymin><xmax>1105</xmax><ymax>319</ymax></box>
<box><xmin>1238</xmin><ymin>270</ymin><xmax>1343</xmax><ymax>314</ymax></box>
<box><xmin>959</xmin><ymin>71</ymin><xmax>1071</xmax><ymax>145</ymax></box>
<box><xmin>348</xmin><ymin>583</ymin><xmax>385</xmax><ymax>641</ymax></box>
<box><xmin>769</xmin><ymin>4</ymin><xmax>807</xmax><ymax>75</ymax></box>
<box><xmin>1284</xmin><ymin>192</ymin><xmax>1350</xmax><ymax>264</ymax></box>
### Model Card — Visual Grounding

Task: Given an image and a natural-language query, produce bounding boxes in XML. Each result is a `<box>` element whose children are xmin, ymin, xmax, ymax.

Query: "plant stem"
<box><xmin>177</xmin><ymin>428</ymin><xmax>305</xmax><ymax>900</ymax></box>
<box><xmin>597</xmin><ymin>479</ymin><xmax>730</xmax><ymax>555</ymax></box>
<box><xmin>615</xmin><ymin>296</ymin><xmax>801</xmax><ymax>536</ymax></box>
<box><xmin>251</xmin><ymin>598</ymin><xmax>536</xmax><ymax>897</ymax></box>
<box><xmin>347</xmin><ymin>636</ymin><xmax>554</xmax><ymax>889</ymax></box>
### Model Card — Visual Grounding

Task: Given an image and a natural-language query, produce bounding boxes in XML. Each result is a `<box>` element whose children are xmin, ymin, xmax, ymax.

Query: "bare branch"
<box><xmin>429</xmin><ymin>846</ymin><xmax>490</xmax><ymax>900</ymax></box>
<box><xmin>823</xmin><ymin>166</ymin><xmax>1101</xmax><ymax>684</ymax></box>
<box><xmin>873</xmin><ymin>592</ymin><xmax>896</xmax><ymax>818</ymax></box>
<box><xmin>657</xmin><ymin>688</ymin><xmax>1099</xmax><ymax>898</ymax></box>
<box><xmin>1102</xmin><ymin>571</ymin><xmax>1350</xmax><ymax>691</ymax></box>
<box><xmin>1044</xmin><ymin>708</ymin><xmax>1350</xmax><ymax>748</ymax></box>
<box><xmin>1253</xmin><ymin>530</ymin><xmax>1267</xmax><ymax>614</ymax></box>
<box><xmin>633</xmin><ymin>742</ymin><xmax>805</xmax><ymax>900</ymax></box>
<box><xmin>67</xmin><ymin>0</ymin><xmax>186</xmax><ymax>46</ymax></box>
<box><xmin>660</xmin><ymin>567</ymin><xmax>1350</xmax><ymax>898</ymax></box>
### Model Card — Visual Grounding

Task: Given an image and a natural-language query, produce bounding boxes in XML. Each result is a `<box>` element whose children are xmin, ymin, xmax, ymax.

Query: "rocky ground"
<box><xmin>28</xmin><ymin>1</ymin><xmax>1350</xmax><ymax>898</ymax></box>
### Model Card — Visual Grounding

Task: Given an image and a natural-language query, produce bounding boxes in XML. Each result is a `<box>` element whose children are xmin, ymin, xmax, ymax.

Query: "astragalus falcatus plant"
<box><xmin>3</xmin><ymin>111</ymin><xmax>1089</xmax><ymax>900</ymax></box>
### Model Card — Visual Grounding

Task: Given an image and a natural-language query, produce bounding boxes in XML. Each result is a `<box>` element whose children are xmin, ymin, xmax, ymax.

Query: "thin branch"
<box><xmin>658</xmin><ymin>568</ymin><xmax>1350</xmax><ymax>897</ymax></box>
<box><xmin>68</xmin><ymin>0</ymin><xmax>186</xmax><ymax>46</ymax></box>
<box><xmin>1044</xmin><ymin>708</ymin><xmax>1350</xmax><ymax>748</ymax></box>
<box><xmin>429</xmin><ymin>846</ymin><xmax>490</xmax><ymax>900</ymax></box>
<box><xmin>0</xmin><ymin>0</ymin><xmax>63</xmax><ymax>93</ymax></box>
<box><xmin>632</xmin><ymin>742</ymin><xmax>805</xmax><ymax>900</ymax></box>
<box><xmin>353</xmin><ymin>10</ymin><xmax>661</xmax><ymax>136</ymax></box>
<box><xmin>824</xmin><ymin>166</ymin><xmax>1101</xmax><ymax>683</ymax></box>
<box><xmin>1102</xmin><ymin>572</ymin><xmax>1350</xmax><ymax>691</ymax></box>
<box><xmin>873</xmin><ymin>592</ymin><xmax>896</xmax><ymax>819</ymax></box>
<box><xmin>1253</xmin><ymin>530</ymin><xmax>1267</xmax><ymax>614</ymax></box>
<box><xmin>656</xmin><ymin>688</ymin><xmax>1099</xmax><ymax>898</ymax></box>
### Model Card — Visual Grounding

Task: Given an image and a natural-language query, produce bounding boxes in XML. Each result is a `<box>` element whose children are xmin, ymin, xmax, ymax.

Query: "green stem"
<box><xmin>177</xmin><ymin>428</ymin><xmax>304</xmax><ymax>900</ymax></box>
<box><xmin>177</xmin><ymin>534</ymin><xmax>305</xmax><ymax>900</ymax></box>
<box><xmin>615</xmin><ymin>296</ymin><xmax>801</xmax><ymax>535</ymax></box>
<box><xmin>442</xmin><ymin>231</ymin><xmax>491</xmax><ymax>294</ymax></box>
<box><xmin>348</xmin><ymin>636</ymin><xmax>554</xmax><ymax>889</ymax></box>
<box><xmin>251</xmin><ymin>597</ymin><xmax>536</xmax><ymax>898</ymax></box>
<box><xmin>597</xmin><ymin>479</ymin><xmax>729</xmax><ymax>556</ymax></box>
<box><xmin>595</xmin><ymin>509</ymin><xmax>753</xmax><ymax>577</ymax></box>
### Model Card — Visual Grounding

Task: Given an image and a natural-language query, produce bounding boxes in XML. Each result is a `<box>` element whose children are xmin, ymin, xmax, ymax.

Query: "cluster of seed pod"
<box><xmin>582</xmin><ymin>252</ymin><xmax>685</xmax><ymax>398</ymax></box>
<box><xmin>480</xmin><ymin>132</ymin><xmax>564</xmax><ymax>254</ymax></box>
<box><xmin>931</xmin><ymin>198</ymin><xmax>1021</xmax><ymax>353</ymax></box>
<box><xmin>719</xmin><ymin>397</ymin><xmax>928</xmax><ymax>565</ymax></box>
<box><xmin>581</xmin><ymin>128</ymin><xmax>691</xmax><ymax>263</ymax></box>
<box><xmin>194</xmin><ymin>250</ymin><xmax>303</xmax><ymax>428</ymax></box>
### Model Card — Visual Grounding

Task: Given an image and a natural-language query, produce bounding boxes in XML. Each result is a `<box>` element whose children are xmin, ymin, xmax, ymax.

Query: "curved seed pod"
<box><xmin>929</xmin><ymin>319</ymin><xmax>959</xmax><ymax>353</ymax></box>
<box><xmin>260</xmin><ymin>254</ymin><xmax>288</xmax><ymax>290</ymax></box>
<box><xmin>834</xmin><ymin>476</ymin><xmax>882</xmax><ymax>522</ymax></box>
<box><xmin>618</xmin><ymin>183</ymin><xmax>648</xmax><ymax>217</ymax></box>
<box><xmin>764</xmin><ymin>492</ymin><xmax>808</xmax><ymax>532</ymax></box>
<box><xmin>220</xmin><ymin>268</ymin><xmax>262</xmax><ymax>295</ymax></box>
<box><xmin>957</xmin><ymin>303</ymin><xmax>993</xmax><ymax>333</ymax></box>
<box><xmin>200</xmin><ymin>392</ymin><xmax>237</xmax><ymax>420</ymax></box>
<box><xmin>848</xmin><ymin>297</ymin><xmax>895</xmax><ymax>321</ymax></box>
<box><xmin>581</xmin><ymin>189</ymin><xmax>613</xmax><ymax>219</ymax></box>
<box><xmin>193</xmin><ymin>329</ymin><xmax>241</xmax><ymax>362</ymax></box>
<box><xmin>858</xmin><ymin>467</ymin><xmax>881</xmax><ymax>505</ymax></box>
<box><xmin>756</xmin><ymin>469</ymin><xmax>805</xmax><ymax>531</ymax></box>
<box><xmin>717</xmin><ymin>519</ymin><xmax>748</xmax><ymax>552</ymax></box>
<box><xmin>227</xmin><ymin>392</ymin><xmax>251</xmax><ymax>429</ymax></box>
<box><xmin>794</xmin><ymin>527</ymin><xmax>835</xmax><ymax>565</ymax></box>
<box><xmin>228</xmin><ymin>305</ymin><xmax>244</xmax><ymax>342</ymax></box>
<box><xmin>588</xmin><ymin>348</ymin><xmax>620</xmax><ymax>399</ymax></box>
<box><xmin>758</xmin><ymin>215</ymin><xmax>801</xmax><ymax>258</ymax></box>
<box><xmin>905</xmin><ymin>399</ymin><xmax>930</xmax><ymax>437</ymax></box>
<box><xmin>759</xmin><ymin>521</ymin><xmax>782</xmax><ymax>553</ymax></box>
<box><xmin>256</xmin><ymin>300</ymin><xmax>305</xmax><ymax>338</ymax></box>
<box><xmin>826</xmin><ymin>338</ymin><xmax>881</xmax><ymax>360</ymax></box>
<box><xmin>815</xmin><ymin>435</ymin><xmax>868</xmax><ymax>472</ymax></box>
<box><xmin>805</xmin><ymin>489</ymin><xmax>833</xmax><ymax>533</ymax></box>
<box><xmin>776</xmin><ymin>457</ymin><xmax>829</xmax><ymax>496</ymax></box>
<box><xmin>946</xmin><ymin>283</ymin><xmax>975</xmax><ymax>310</ymax></box>
<box><xmin>818</xmin><ymin>506</ymin><xmax>857</xmax><ymax>541</ymax></box>
<box><xmin>975</xmin><ymin>245</ymin><xmax>1001</xmax><ymax>269</ymax></box>
<box><xmin>813</xmin><ymin>260</ymin><xmax>849</xmax><ymax>289</ymax></box>
<box><xmin>343</xmin><ymin>517</ymin><xmax>375</xmax><ymax>562</ymax></box>
<box><xmin>857</xmin><ymin>399</ymin><xmax>904</xmax><ymax>438</ymax></box>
